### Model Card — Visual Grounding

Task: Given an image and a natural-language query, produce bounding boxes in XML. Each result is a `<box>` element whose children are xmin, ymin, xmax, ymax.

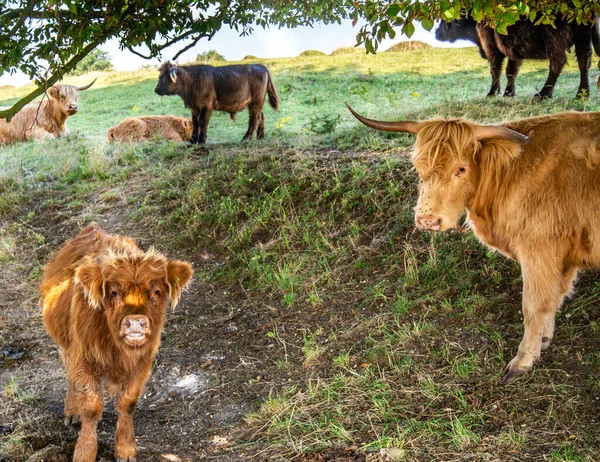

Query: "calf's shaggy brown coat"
<box><xmin>348</xmin><ymin>104</ymin><xmax>600</xmax><ymax>383</ymax></box>
<box><xmin>107</xmin><ymin>115</ymin><xmax>193</xmax><ymax>142</ymax></box>
<box><xmin>41</xmin><ymin>225</ymin><xmax>193</xmax><ymax>461</ymax></box>
<box><xmin>0</xmin><ymin>80</ymin><xmax>95</xmax><ymax>144</ymax></box>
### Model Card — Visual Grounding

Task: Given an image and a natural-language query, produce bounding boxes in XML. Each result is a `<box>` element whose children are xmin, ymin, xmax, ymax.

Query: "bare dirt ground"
<box><xmin>0</xmin><ymin>189</ymin><xmax>376</xmax><ymax>462</ymax></box>
<box><xmin>3</xmin><ymin>150</ymin><xmax>600</xmax><ymax>462</ymax></box>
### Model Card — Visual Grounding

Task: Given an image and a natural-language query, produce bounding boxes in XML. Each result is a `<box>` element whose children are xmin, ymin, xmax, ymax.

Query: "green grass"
<box><xmin>2</xmin><ymin>47</ymin><xmax>600</xmax><ymax>460</ymax></box>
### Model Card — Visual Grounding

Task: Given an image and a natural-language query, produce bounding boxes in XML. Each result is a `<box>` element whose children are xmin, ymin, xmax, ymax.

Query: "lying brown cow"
<box><xmin>107</xmin><ymin>115</ymin><xmax>193</xmax><ymax>142</ymax></box>
<box><xmin>0</xmin><ymin>80</ymin><xmax>95</xmax><ymax>144</ymax></box>
<box><xmin>41</xmin><ymin>225</ymin><xmax>193</xmax><ymax>461</ymax></box>
<box><xmin>348</xmin><ymin>103</ymin><xmax>600</xmax><ymax>383</ymax></box>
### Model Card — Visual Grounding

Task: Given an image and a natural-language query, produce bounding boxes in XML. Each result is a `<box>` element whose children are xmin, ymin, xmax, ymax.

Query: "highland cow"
<box><xmin>0</xmin><ymin>80</ymin><xmax>95</xmax><ymax>144</ymax></box>
<box><xmin>348</xmin><ymin>103</ymin><xmax>600</xmax><ymax>383</ymax></box>
<box><xmin>435</xmin><ymin>16</ymin><xmax>600</xmax><ymax>98</ymax></box>
<box><xmin>154</xmin><ymin>61</ymin><xmax>279</xmax><ymax>144</ymax></box>
<box><xmin>41</xmin><ymin>225</ymin><xmax>193</xmax><ymax>462</ymax></box>
<box><xmin>107</xmin><ymin>115</ymin><xmax>193</xmax><ymax>142</ymax></box>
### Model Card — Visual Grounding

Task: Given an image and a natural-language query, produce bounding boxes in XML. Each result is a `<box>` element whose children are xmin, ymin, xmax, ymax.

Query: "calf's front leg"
<box><xmin>503</xmin><ymin>253</ymin><xmax>572</xmax><ymax>383</ymax></box>
<box><xmin>72</xmin><ymin>380</ymin><xmax>103</xmax><ymax>462</ymax></box>
<box><xmin>114</xmin><ymin>367</ymin><xmax>150</xmax><ymax>462</ymax></box>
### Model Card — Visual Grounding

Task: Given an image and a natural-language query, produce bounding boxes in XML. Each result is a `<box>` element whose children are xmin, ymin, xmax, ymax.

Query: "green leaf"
<box><xmin>387</xmin><ymin>4</ymin><xmax>401</xmax><ymax>19</ymax></box>
<box><xmin>402</xmin><ymin>21</ymin><xmax>415</xmax><ymax>38</ymax></box>
<box><xmin>421</xmin><ymin>17</ymin><xmax>434</xmax><ymax>31</ymax></box>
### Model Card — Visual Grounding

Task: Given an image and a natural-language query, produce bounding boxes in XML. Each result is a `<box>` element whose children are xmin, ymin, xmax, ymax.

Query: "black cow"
<box><xmin>435</xmin><ymin>16</ymin><xmax>600</xmax><ymax>98</ymax></box>
<box><xmin>155</xmin><ymin>61</ymin><xmax>279</xmax><ymax>144</ymax></box>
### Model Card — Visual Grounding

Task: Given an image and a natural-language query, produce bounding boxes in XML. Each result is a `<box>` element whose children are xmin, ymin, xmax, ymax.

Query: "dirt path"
<box><xmin>0</xmin><ymin>199</ymin><xmax>278</xmax><ymax>461</ymax></box>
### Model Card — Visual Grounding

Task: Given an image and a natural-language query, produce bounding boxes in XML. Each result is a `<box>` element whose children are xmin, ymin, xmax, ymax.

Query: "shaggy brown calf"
<box><xmin>107</xmin><ymin>115</ymin><xmax>193</xmax><ymax>142</ymax></box>
<box><xmin>154</xmin><ymin>61</ymin><xmax>279</xmax><ymax>144</ymax></box>
<box><xmin>0</xmin><ymin>80</ymin><xmax>95</xmax><ymax>144</ymax></box>
<box><xmin>435</xmin><ymin>16</ymin><xmax>600</xmax><ymax>98</ymax></box>
<box><xmin>348</xmin><ymin>104</ymin><xmax>600</xmax><ymax>383</ymax></box>
<box><xmin>41</xmin><ymin>225</ymin><xmax>193</xmax><ymax>461</ymax></box>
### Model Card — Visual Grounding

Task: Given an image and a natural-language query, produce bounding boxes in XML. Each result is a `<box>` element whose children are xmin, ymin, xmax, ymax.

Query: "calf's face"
<box><xmin>75</xmin><ymin>253</ymin><xmax>193</xmax><ymax>349</ymax></box>
<box><xmin>155</xmin><ymin>65</ymin><xmax>179</xmax><ymax>96</ymax></box>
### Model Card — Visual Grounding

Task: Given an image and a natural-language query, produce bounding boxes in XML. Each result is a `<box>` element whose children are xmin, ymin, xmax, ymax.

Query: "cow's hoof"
<box><xmin>64</xmin><ymin>414</ymin><xmax>81</xmax><ymax>426</ymax></box>
<box><xmin>533</xmin><ymin>93</ymin><xmax>552</xmax><ymax>100</ymax></box>
<box><xmin>503</xmin><ymin>91</ymin><xmax>516</xmax><ymax>97</ymax></box>
<box><xmin>502</xmin><ymin>365</ymin><xmax>529</xmax><ymax>383</ymax></box>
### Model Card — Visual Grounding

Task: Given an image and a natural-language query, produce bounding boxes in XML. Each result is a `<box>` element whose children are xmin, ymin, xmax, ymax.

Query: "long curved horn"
<box><xmin>77</xmin><ymin>78</ymin><xmax>97</xmax><ymax>91</ymax></box>
<box><xmin>474</xmin><ymin>125</ymin><xmax>529</xmax><ymax>144</ymax></box>
<box><xmin>346</xmin><ymin>103</ymin><xmax>419</xmax><ymax>134</ymax></box>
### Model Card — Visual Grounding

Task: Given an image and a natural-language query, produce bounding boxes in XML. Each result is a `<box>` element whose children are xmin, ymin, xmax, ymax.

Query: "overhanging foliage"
<box><xmin>1</xmin><ymin>0</ymin><xmax>599</xmax><ymax>119</ymax></box>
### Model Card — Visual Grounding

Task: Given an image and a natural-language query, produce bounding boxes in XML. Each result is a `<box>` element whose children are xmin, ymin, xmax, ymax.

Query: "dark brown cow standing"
<box><xmin>41</xmin><ymin>225</ymin><xmax>193</xmax><ymax>462</ymax></box>
<box><xmin>154</xmin><ymin>61</ymin><xmax>279</xmax><ymax>144</ymax></box>
<box><xmin>435</xmin><ymin>16</ymin><xmax>600</xmax><ymax>98</ymax></box>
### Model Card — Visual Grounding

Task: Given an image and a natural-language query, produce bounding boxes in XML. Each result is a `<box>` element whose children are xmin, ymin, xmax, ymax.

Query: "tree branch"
<box><xmin>0</xmin><ymin>30</ymin><xmax>113</xmax><ymax>120</ymax></box>
<box><xmin>172</xmin><ymin>32</ymin><xmax>216</xmax><ymax>60</ymax></box>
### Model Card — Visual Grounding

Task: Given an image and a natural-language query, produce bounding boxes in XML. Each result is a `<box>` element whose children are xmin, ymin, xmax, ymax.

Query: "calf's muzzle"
<box><xmin>120</xmin><ymin>314</ymin><xmax>151</xmax><ymax>347</ymax></box>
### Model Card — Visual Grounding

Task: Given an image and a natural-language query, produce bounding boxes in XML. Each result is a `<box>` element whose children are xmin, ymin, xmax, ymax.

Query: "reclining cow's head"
<box><xmin>346</xmin><ymin>104</ymin><xmax>528</xmax><ymax>231</ymax></box>
<box><xmin>74</xmin><ymin>250</ymin><xmax>193</xmax><ymax>349</ymax></box>
<box><xmin>155</xmin><ymin>61</ymin><xmax>179</xmax><ymax>96</ymax></box>
<box><xmin>47</xmin><ymin>79</ymin><xmax>96</xmax><ymax>116</ymax></box>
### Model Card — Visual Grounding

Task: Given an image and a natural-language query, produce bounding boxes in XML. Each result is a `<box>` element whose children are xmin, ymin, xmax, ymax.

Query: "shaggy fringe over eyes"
<box><xmin>412</xmin><ymin>119</ymin><xmax>480</xmax><ymax>174</ymax></box>
<box><xmin>412</xmin><ymin>118</ymin><xmax>523</xmax><ymax>180</ymax></box>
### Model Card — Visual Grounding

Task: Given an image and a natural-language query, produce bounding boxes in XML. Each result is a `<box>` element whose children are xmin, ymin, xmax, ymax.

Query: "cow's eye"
<box><xmin>110</xmin><ymin>290</ymin><xmax>119</xmax><ymax>297</ymax></box>
<box><xmin>154</xmin><ymin>289</ymin><xmax>161</xmax><ymax>297</ymax></box>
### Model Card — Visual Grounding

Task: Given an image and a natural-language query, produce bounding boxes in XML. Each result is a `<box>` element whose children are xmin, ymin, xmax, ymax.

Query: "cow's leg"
<box><xmin>64</xmin><ymin>378</ymin><xmax>81</xmax><ymax>426</ymax></box>
<box><xmin>541</xmin><ymin>266</ymin><xmax>578</xmax><ymax>351</ymax></box>
<box><xmin>503</xmin><ymin>253</ymin><xmax>568</xmax><ymax>383</ymax></box>
<box><xmin>114</xmin><ymin>381</ymin><xmax>144</xmax><ymax>462</ymax></box>
<box><xmin>60</xmin><ymin>349</ymin><xmax>81</xmax><ymax>426</ymax></box>
<box><xmin>190</xmin><ymin>113</ymin><xmax>200</xmax><ymax>144</ymax></box>
<box><xmin>72</xmin><ymin>379</ymin><xmax>103</xmax><ymax>462</ymax></box>
<box><xmin>256</xmin><ymin>111</ymin><xmax>265</xmax><ymax>139</ymax></box>
<box><xmin>504</xmin><ymin>58</ymin><xmax>523</xmax><ymax>97</ymax></box>
<box><xmin>243</xmin><ymin>106</ymin><xmax>261</xmax><ymax>140</ymax></box>
<box><xmin>486</xmin><ymin>54</ymin><xmax>505</xmax><ymax>97</ymax></box>
<box><xmin>198</xmin><ymin>108</ymin><xmax>212</xmax><ymax>144</ymax></box>
<box><xmin>535</xmin><ymin>51</ymin><xmax>567</xmax><ymax>99</ymax></box>
<box><xmin>574</xmin><ymin>31</ymin><xmax>592</xmax><ymax>98</ymax></box>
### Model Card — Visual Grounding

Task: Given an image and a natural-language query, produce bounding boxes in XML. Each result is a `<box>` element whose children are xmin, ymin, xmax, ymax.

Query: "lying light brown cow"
<box><xmin>0</xmin><ymin>80</ymin><xmax>95</xmax><ymax>144</ymax></box>
<box><xmin>41</xmin><ymin>225</ymin><xmax>193</xmax><ymax>461</ymax></box>
<box><xmin>107</xmin><ymin>115</ymin><xmax>193</xmax><ymax>142</ymax></box>
<box><xmin>348</xmin><ymin>103</ymin><xmax>600</xmax><ymax>383</ymax></box>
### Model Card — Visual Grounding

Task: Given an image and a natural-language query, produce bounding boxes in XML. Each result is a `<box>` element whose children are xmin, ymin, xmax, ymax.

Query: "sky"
<box><xmin>0</xmin><ymin>19</ymin><xmax>472</xmax><ymax>86</ymax></box>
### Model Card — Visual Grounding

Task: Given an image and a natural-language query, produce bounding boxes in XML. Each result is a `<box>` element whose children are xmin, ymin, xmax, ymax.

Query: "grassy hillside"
<box><xmin>2</xmin><ymin>48</ymin><xmax>600</xmax><ymax>461</ymax></box>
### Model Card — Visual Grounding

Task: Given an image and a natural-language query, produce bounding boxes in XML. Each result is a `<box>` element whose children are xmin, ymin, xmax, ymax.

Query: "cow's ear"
<box><xmin>166</xmin><ymin>260</ymin><xmax>193</xmax><ymax>309</ymax></box>
<box><xmin>74</xmin><ymin>261</ymin><xmax>103</xmax><ymax>309</ymax></box>
<box><xmin>47</xmin><ymin>86</ymin><xmax>59</xmax><ymax>100</ymax></box>
<box><xmin>169</xmin><ymin>67</ymin><xmax>178</xmax><ymax>83</ymax></box>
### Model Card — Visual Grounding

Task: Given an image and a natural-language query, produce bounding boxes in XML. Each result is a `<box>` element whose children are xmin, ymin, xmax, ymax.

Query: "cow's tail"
<box><xmin>593</xmin><ymin>19</ymin><xmax>600</xmax><ymax>56</ymax></box>
<box><xmin>266</xmin><ymin>70</ymin><xmax>279</xmax><ymax>111</ymax></box>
